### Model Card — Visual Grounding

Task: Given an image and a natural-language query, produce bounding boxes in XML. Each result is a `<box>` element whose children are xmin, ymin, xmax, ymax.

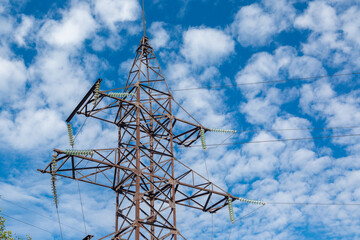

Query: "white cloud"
<box><xmin>180</xmin><ymin>27</ymin><xmax>234</xmax><ymax>67</ymax></box>
<box><xmin>28</xmin><ymin>49</ymin><xmax>92</xmax><ymax>112</ymax></box>
<box><xmin>235</xmin><ymin>46</ymin><xmax>296</xmax><ymax>99</ymax></box>
<box><xmin>232</xmin><ymin>4</ymin><xmax>276</xmax><ymax>47</ymax></box>
<box><xmin>91</xmin><ymin>32</ymin><xmax>123</xmax><ymax>51</ymax></box>
<box><xmin>0</xmin><ymin>0</ymin><xmax>9</xmax><ymax>14</ymax></box>
<box><xmin>0</xmin><ymin>56</ymin><xmax>27</xmax><ymax>104</ymax></box>
<box><xmin>14</xmin><ymin>15</ymin><xmax>34</xmax><ymax>46</ymax></box>
<box><xmin>0</xmin><ymin>15</ymin><xmax>13</xmax><ymax>36</ymax></box>
<box><xmin>295</xmin><ymin>2</ymin><xmax>339</xmax><ymax>33</ymax></box>
<box><xmin>149</xmin><ymin>21</ymin><xmax>170</xmax><ymax>50</ymax></box>
<box><xmin>0</xmin><ymin>177</ymin><xmax>115</xmax><ymax>239</ymax></box>
<box><xmin>0</xmin><ymin>108</ymin><xmax>64</xmax><ymax>149</ymax></box>
<box><xmin>40</xmin><ymin>2</ymin><xmax>97</xmax><ymax>48</ymax></box>
<box><xmin>287</xmin><ymin>55</ymin><xmax>325</xmax><ymax>78</ymax></box>
<box><xmin>240</xmin><ymin>88</ymin><xmax>282</xmax><ymax>125</ymax></box>
<box><xmin>272</xmin><ymin>116</ymin><xmax>312</xmax><ymax>139</ymax></box>
<box><xmin>166</xmin><ymin>62</ymin><xmax>229</xmax><ymax>128</ymax></box>
<box><xmin>231</xmin><ymin>0</ymin><xmax>295</xmax><ymax>47</ymax></box>
<box><xmin>94</xmin><ymin>0</ymin><xmax>140</xmax><ymax>30</ymax></box>
<box><xmin>300</xmin><ymin>82</ymin><xmax>360</xmax><ymax>129</ymax></box>
<box><xmin>1</xmin><ymin>0</ymin><xmax>360</xmax><ymax>238</ymax></box>
<box><xmin>295</xmin><ymin>2</ymin><xmax>360</xmax><ymax>69</ymax></box>
<box><xmin>341</xmin><ymin>6</ymin><xmax>360</xmax><ymax>46</ymax></box>
<box><xmin>235</xmin><ymin>46</ymin><xmax>326</xmax><ymax>127</ymax></box>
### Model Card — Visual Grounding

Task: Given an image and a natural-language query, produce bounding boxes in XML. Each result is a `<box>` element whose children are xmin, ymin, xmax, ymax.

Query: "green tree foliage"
<box><xmin>0</xmin><ymin>209</ymin><xmax>32</xmax><ymax>240</ymax></box>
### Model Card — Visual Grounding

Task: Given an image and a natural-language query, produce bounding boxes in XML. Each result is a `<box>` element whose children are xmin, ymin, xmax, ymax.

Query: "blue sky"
<box><xmin>1</xmin><ymin>0</ymin><xmax>360</xmax><ymax>239</ymax></box>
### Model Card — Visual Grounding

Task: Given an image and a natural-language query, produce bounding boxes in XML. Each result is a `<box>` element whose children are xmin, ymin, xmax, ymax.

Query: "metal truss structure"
<box><xmin>39</xmin><ymin>36</ymin><xmax>237</xmax><ymax>240</ymax></box>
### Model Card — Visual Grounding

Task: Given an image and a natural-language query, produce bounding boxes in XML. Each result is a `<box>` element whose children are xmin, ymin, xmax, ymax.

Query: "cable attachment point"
<box><xmin>200</xmin><ymin>128</ymin><xmax>207</xmax><ymax>151</ymax></box>
<box><xmin>67</xmin><ymin>123</ymin><xmax>74</xmax><ymax>148</ymax></box>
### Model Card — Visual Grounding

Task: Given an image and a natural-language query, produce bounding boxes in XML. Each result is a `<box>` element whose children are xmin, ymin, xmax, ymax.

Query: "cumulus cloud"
<box><xmin>1</xmin><ymin>0</ymin><xmax>360</xmax><ymax>239</ymax></box>
<box><xmin>231</xmin><ymin>0</ymin><xmax>295</xmax><ymax>47</ymax></box>
<box><xmin>232</xmin><ymin>4</ymin><xmax>276</xmax><ymax>47</ymax></box>
<box><xmin>300</xmin><ymin>82</ymin><xmax>360</xmax><ymax>129</ymax></box>
<box><xmin>28</xmin><ymin>49</ymin><xmax>94</xmax><ymax>112</ymax></box>
<box><xmin>340</xmin><ymin>6</ymin><xmax>360</xmax><ymax>46</ymax></box>
<box><xmin>94</xmin><ymin>0</ymin><xmax>140</xmax><ymax>30</ymax></box>
<box><xmin>0</xmin><ymin>14</ymin><xmax>13</xmax><ymax>37</ymax></box>
<box><xmin>236</xmin><ymin>46</ymin><xmax>325</xmax><ymax>98</ymax></box>
<box><xmin>180</xmin><ymin>27</ymin><xmax>234</xmax><ymax>66</ymax></box>
<box><xmin>14</xmin><ymin>15</ymin><xmax>34</xmax><ymax>46</ymax></box>
<box><xmin>240</xmin><ymin>88</ymin><xmax>283</xmax><ymax>125</ymax></box>
<box><xmin>0</xmin><ymin>108</ymin><xmax>64</xmax><ymax>149</ymax></box>
<box><xmin>149</xmin><ymin>21</ymin><xmax>170</xmax><ymax>50</ymax></box>
<box><xmin>0</xmin><ymin>56</ymin><xmax>27</xmax><ymax>104</ymax></box>
<box><xmin>295</xmin><ymin>2</ymin><xmax>360</xmax><ymax>69</ymax></box>
<box><xmin>295</xmin><ymin>1</ymin><xmax>339</xmax><ymax>33</ymax></box>
<box><xmin>40</xmin><ymin>2</ymin><xmax>97</xmax><ymax>48</ymax></box>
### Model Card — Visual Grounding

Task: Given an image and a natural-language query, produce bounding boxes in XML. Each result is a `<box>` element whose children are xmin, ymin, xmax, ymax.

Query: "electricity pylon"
<box><xmin>39</xmin><ymin>35</ymin><xmax>237</xmax><ymax>239</ymax></box>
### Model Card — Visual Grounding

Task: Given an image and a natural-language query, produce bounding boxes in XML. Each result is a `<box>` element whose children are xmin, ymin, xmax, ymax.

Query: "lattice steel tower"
<box><xmin>38</xmin><ymin>2</ymin><xmax>249</xmax><ymax>239</ymax></box>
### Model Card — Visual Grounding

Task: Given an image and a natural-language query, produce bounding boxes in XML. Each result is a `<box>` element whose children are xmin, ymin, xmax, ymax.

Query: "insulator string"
<box><xmin>200</xmin><ymin>128</ymin><xmax>207</xmax><ymax>151</ymax></box>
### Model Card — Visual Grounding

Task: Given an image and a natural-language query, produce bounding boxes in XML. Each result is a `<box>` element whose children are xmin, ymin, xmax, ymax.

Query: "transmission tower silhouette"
<box><xmin>38</xmin><ymin>2</ymin><xmax>245</xmax><ymax>239</ymax></box>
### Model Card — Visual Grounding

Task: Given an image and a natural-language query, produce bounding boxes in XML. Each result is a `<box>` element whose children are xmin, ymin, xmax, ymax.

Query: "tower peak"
<box><xmin>142</xmin><ymin>0</ymin><xmax>146</xmax><ymax>37</ymax></box>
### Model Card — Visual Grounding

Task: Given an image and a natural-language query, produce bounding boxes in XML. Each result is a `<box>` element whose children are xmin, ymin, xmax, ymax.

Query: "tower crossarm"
<box><xmin>63</xmin><ymin>78</ymin><xmax>206</xmax><ymax>149</ymax></box>
<box><xmin>38</xmin><ymin>148</ymin><xmax>121</xmax><ymax>189</ymax></box>
<box><xmin>171</xmin><ymin>158</ymin><xmax>236</xmax><ymax>213</ymax></box>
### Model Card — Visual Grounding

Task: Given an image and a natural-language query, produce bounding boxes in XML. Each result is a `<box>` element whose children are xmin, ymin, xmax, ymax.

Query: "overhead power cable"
<box><xmin>171</xmin><ymin>72</ymin><xmax>360</xmax><ymax>92</ymax></box>
<box><xmin>77</xmin><ymin>181</ymin><xmax>88</xmax><ymax>235</ymax></box>
<box><xmin>226</xmin><ymin>201</ymin><xmax>360</xmax><ymax>239</ymax></box>
<box><xmin>56</xmin><ymin>207</ymin><xmax>64</xmax><ymax>240</ymax></box>
<box><xmin>227</xmin><ymin>205</ymin><xmax>265</xmax><ymax>240</ymax></box>
<box><xmin>266</xmin><ymin>202</ymin><xmax>360</xmax><ymax>206</ymax></box>
<box><xmin>0</xmin><ymin>196</ymin><xmax>86</xmax><ymax>234</ymax></box>
<box><xmin>237</xmin><ymin>125</ymin><xmax>360</xmax><ymax>134</ymax></box>
<box><xmin>0</xmin><ymin>212</ymin><xmax>53</xmax><ymax>235</ymax></box>
<box><xmin>184</xmin><ymin>132</ymin><xmax>360</xmax><ymax>148</ymax></box>
<box><xmin>203</xmin><ymin>126</ymin><xmax>360</xmax><ymax>149</ymax></box>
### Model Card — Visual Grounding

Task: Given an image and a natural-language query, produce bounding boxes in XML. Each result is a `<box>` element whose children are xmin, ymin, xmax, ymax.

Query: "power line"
<box><xmin>56</xmin><ymin>206</ymin><xmax>64</xmax><ymax>240</ymax></box>
<box><xmin>237</xmin><ymin>125</ymin><xmax>360</xmax><ymax>134</ymax></box>
<box><xmin>226</xmin><ymin>201</ymin><xmax>360</xmax><ymax>239</ymax></box>
<box><xmin>183</xmin><ymin>133</ymin><xmax>360</xmax><ymax>148</ymax></box>
<box><xmin>77</xmin><ymin>181</ymin><xmax>88</xmax><ymax>235</ymax></box>
<box><xmin>171</xmin><ymin>72</ymin><xmax>360</xmax><ymax>92</ymax></box>
<box><xmin>234</xmin><ymin>205</ymin><xmax>266</xmax><ymax>223</ymax></box>
<box><xmin>227</xmin><ymin>205</ymin><xmax>265</xmax><ymax>240</ymax></box>
<box><xmin>266</xmin><ymin>202</ymin><xmax>360</xmax><ymax>206</ymax></box>
<box><xmin>0</xmin><ymin>212</ymin><xmax>53</xmax><ymax>235</ymax></box>
<box><xmin>205</xmin><ymin>125</ymin><xmax>360</xmax><ymax>149</ymax></box>
<box><xmin>0</xmin><ymin>196</ymin><xmax>86</xmax><ymax>234</ymax></box>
